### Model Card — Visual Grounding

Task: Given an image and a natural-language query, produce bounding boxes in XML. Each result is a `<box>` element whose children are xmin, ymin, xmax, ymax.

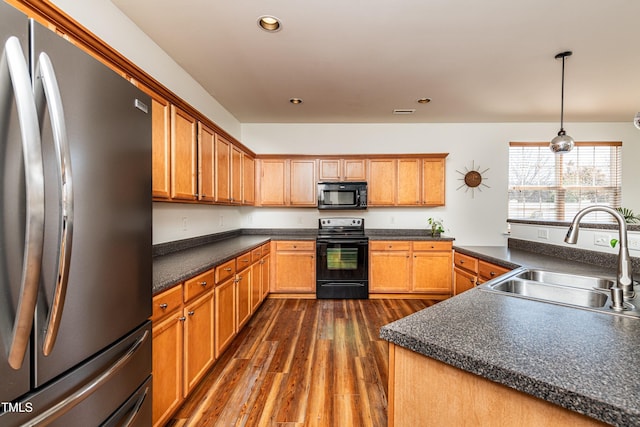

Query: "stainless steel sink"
<box><xmin>513</xmin><ymin>269</ymin><xmax>615</xmax><ymax>290</ymax></box>
<box><xmin>480</xmin><ymin>268</ymin><xmax>639</xmax><ymax>318</ymax></box>
<box><xmin>489</xmin><ymin>279</ymin><xmax>608</xmax><ymax>308</ymax></box>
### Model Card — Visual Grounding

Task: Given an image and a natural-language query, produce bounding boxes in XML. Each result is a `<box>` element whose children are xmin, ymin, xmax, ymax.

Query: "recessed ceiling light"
<box><xmin>289</xmin><ymin>98</ymin><xmax>303</xmax><ymax>104</ymax></box>
<box><xmin>258</xmin><ymin>15</ymin><xmax>282</xmax><ymax>32</ymax></box>
<box><xmin>417</xmin><ymin>98</ymin><xmax>431</xmax><ymax>104</ymax></box>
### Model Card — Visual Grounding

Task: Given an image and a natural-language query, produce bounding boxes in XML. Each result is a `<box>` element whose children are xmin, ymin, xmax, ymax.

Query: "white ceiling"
<box><xmin>111</xmin><ymin>0</ymin><xmax>640</xmax><ymax>124</ymax></box>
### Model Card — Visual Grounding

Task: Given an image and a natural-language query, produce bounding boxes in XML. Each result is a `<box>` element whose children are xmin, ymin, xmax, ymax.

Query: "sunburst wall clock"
<box><xmin>456</xmin><ymin>161</ymin><xmax>489</xmax><ymax>198</ymax></box>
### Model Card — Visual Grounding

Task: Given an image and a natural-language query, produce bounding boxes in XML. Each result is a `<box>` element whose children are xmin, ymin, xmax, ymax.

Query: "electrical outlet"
<box><xmin>181</xmin><ymin>217</ymin><xmax>188</xmax><ymax>231</ymax></box>
<box><xmin>218</xmin><ymin>215</ymin><xmax>224</xmax><ymax>226</ymax></box>
<box><xmin>537</xmin><ymin>228</ymin><xmax>549</xmax><ymax>240</ymax></box>
<box><xmin>390</xmin><ymin>216</ymin><xmax>395</xmax><ymax>224</ymax></box>
<box><xmin>594</xmin><ymin>233</ymin><xmax>611</xmax><ymax>247</ymax></box>
<box><xmin>628</xmin><ymin>237</ymin><xmax>640</xmax><ymax>251</ymax></box>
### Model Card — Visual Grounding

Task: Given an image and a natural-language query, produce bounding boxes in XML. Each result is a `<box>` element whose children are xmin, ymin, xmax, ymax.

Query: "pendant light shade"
<box><xmin>550</xmin><ymin>51</ymin><xmax>574</xmax><ymax>153</ymax></box>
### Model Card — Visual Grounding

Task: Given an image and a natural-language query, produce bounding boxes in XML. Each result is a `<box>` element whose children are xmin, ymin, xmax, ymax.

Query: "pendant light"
<box><xmin>550</xmin><ymin>51</ymin><xmax>574</xmax><ymax>153</ymax></box>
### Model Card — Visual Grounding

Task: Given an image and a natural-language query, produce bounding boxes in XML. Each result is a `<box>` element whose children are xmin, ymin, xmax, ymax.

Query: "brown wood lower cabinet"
<box><xmin>389</xmin><ymin>344</ymin><xmax>606</xmax><ymax>427</ymax></box>
<box><xmin>152</xmin><ymin>244</ymin><xmax>271</xmax><ymax>426</ymax></box>
<box><xmin>370</xmin><ymin>240</ymin><xmax>452</xmax><ymax>297</ymax></box>
<box><xmin>453</xmin><ymin>251</ymin><xmax>512</xmax><ymax>294</ymax></box>
<box><xmin>271</xmin><ymin>240</ymin><xmax>316</xmax><ymax>294</ymax></box>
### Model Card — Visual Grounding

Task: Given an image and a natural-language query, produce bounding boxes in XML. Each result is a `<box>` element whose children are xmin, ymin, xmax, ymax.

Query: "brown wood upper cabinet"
<box><xmin>197</xmin><ymin>123</ymin><xmax>216</xmax><ymax>202</ymax></box>
<box><xmin>151</xmin><ymin>97</ymin><xmax>171</xmax><ymax>199</ymax></box>
<box><xmin>318</xmin><ymin>159</ymin><xmax>366</xmax><ymax>181</ymax></box>
<box><xmin>367</xmin><ymin>155</ymin><xmax>447</xmax><ymax>206</ymax></box>
<box><xmin>170</xmin><ymin>106</ymin><xmax>198</xmax><ymax>200</ymax></box>
<box><xmin>257</xmin><ymin>159</ymin><xmax>316</xmax><ymax>206</ymax></box>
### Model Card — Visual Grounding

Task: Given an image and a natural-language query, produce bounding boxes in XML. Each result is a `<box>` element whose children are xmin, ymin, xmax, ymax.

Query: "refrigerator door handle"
<box><xmin>1</xmin><ymin>36</ymin><xmax>45</xmax><ymax>370</ymax></box>
<box><xmin>34</xmin><ymin>52</ymin><xmax>74</xmax><ymax>356</ymax></box>
<box><xmin>25</xmin><ymin>329</ymin><xmax>149</xmax><ymax>426</ymax></box>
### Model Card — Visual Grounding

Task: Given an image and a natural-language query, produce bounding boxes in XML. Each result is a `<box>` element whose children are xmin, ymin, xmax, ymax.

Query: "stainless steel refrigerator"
<box><xmin>1</xmin><ymin>2</ymin><xmax>152</xmax><ymax>425</ymax></box>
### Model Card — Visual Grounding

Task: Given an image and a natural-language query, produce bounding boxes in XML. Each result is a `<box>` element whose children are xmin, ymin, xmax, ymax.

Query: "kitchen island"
<box><xmin>381</xmin><ymin>268</ymin><xmax>640</xmax><ymax>426</ymax></box>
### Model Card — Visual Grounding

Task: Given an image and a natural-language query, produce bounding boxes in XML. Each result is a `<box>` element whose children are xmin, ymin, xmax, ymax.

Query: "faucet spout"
<box><xmin>565</xmin><ymin>206</ymin><xmax>635</xmax><ymax>299</ymax></box>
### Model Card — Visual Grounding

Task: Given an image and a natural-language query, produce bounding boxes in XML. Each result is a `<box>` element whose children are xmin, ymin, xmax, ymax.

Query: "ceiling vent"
<box><xmin>393</xmin><ymin>109</ymin><xmax>416</xmax><ymax>115</ymax></box>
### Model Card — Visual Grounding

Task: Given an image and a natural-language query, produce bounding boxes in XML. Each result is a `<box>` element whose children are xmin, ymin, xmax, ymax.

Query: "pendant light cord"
<box><xmin>560</xmin><ymin>55</ymin><xmax>565</xmax><ymax>131</ymax></box>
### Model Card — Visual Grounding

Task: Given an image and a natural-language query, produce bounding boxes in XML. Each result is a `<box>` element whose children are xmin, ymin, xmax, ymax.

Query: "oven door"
<box><xmin>316</xmin><ymin>239</ymin><xmax>368</xmax><ymax>298</ymax></box>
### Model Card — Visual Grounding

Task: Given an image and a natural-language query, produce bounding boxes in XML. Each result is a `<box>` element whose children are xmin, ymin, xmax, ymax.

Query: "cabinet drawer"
<box><xmin>152</xmin><ymin>284</ymin><xmax>183</xmax><ymax>322</ymax></box>
<box><xmin>215</xmin><ymin>259</ymin><xmax>236</xmax><ymax>284</ymax></box>
<box><xmin>370</xmin><ymin>241</ymin><xmax>411</xmax><ymax>251</ymax></box>
<box><xmin>184</xmin><ymin>269</ymin><xmax>214</xmax><ymax>302</ymax></box>
<box><xmin>275</xmin><ymin>241</ymin><xmax>315</xmax><ymax>251</ymax></box>
<box><xmin>412</xmin><ymin>241</ymin><xmax>452</xmax><ymax>251</ymax></box>
<box><xmin>478</xmin><ymin>260</ymin><xmax>511</xmax><ymax>281</ymax></box>
<box><xmin>236</xmin><ymin>251</ymin><xmax>252</xmax><ymax>271</ymax></box>
<box><xmin>251</xmin><ymin>247</ymin><xmax>262</xmax><ymax>263</ymax></box>
<box><xmin>453</xmin><ymin>252</ymin><xmax>479</xmax><ymax>273</ymax></box>
<box><xmin>261</xmin><ymin>242</ymin><xmax>271</xmax><ymax>255</ymax></box>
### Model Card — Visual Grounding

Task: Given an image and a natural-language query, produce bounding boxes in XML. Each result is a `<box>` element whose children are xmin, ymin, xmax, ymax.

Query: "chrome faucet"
<box><xmin>565</xmin><ymin>206</ymin><xmax>635</xmax><ymax>300</ymax></box>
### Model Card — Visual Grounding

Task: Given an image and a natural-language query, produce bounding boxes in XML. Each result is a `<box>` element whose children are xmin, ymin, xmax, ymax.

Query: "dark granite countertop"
<box><xmin>153</xmin><ymin>235</ymin><xmax>271</xmax><ymax>294</ymax></box>
<box><xmin>152</xmin><ymin>229</ymin><xmax>317</xmax><ymax>295</ymax></box>
<box><xmin>382</xmin><ymin>243</ymin><xmax>640</xmax><ymax>425</ymax></box>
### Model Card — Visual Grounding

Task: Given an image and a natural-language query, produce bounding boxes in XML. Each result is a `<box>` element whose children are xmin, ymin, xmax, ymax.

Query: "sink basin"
<box><xmin>490</xmin><ymin>279</ymin><xmax>608</xmax><ymax>308</ymax></box>
<box><xmin>513</xmin><ymin>269</ymin><xmax>615</xmax><ymax>290</ymax></box>
<box><xmin>479</xmin><ymin>268</ymin><xmax>639</xmax><ymax>318</ymax></box>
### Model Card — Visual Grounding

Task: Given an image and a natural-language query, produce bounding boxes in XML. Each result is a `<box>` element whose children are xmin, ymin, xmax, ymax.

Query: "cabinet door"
<box><xmin>318</xmin><ymin>159</ymin><xmax>341</xmax><ymax>181</ymax></box>
<box><xmin>290</xmin><ymin>160</ymin><xmax>317</xmax><ymax>206</ymax></box>
<box><xmin>422</xmin><ymin>158</ymin><xmax>445</xmax><ymax>206</ymax></box>
<box><xmin>215</xmin><ymin>278</ymin><xmax>236</xmax><ymax>358</ymax></box>
<box><xmin>231</xmin><ymin>145</ymin><xmax>243</xmax><ymax>204</ymax></box>
<box><xmin>343</xmin><ymin>159</ymin><xmax>366</xmax><ymax>181</ymax></box>
<box><xmin>259</xmin><ymin>159</ymin><xmax>287</xmax><ymax>205</ymax></box>
<box><xmin>250</xmin><ymin>262</ymin><xmax>262</xmax><ymax>312</ymax></box>
<box><xmin>397</xmin><ymin>159</ymin><xmax>421</xmax><ymax>205</ymax></box>
<box><xmin>454</xmin><ymin>267</ymin><xmax>477</xmax><ymax>295</ymax></box>
<box><xmin>368</xmin><ymin>159</ymin><xmax>396</xmax><ymax>205</ymax></box>
<box><xmin>170</xmin><ymin>106</ymin><xmax>197</xmax><ymax>200</ymax></box>
<box><xmin>261</xmin><ymin>253</ymin><xmax>270</xmax><ymax>301</ymax></box>
<box><xmin>243</xmin><ymin>156</ymin><xmax>255</xmax><ymax>205</ymax></box>
<box><xmin>183</xmin><ymin>291</ymin><xmax>215</xmax><ymax>396</ymax></box>
<box><xmin>236</xmin><ymin>270</ymin><xmax>251</xmax><ymax>329</ymax></box>
<box><xmin>151</xmin><ymin>97</ymin><xmax>170</xmax><ymax>199</ymax></box>
<box><xmin>412</xmin><ymin>251</ymin><xmax>452</xmax><ymax>294</ymax></box>
<box><xmin>198</xmin><ymin>123</ymin><xmax>215</xmax><ymax>202</ymax></box>
<box><xmin>369</xmin><ymin>242</ymin><xmax>411</xmax><ymax>292</ymax></box>
<box><xmin>215</xmin><ymin>134</ymin><xmax>231</xmax><ymax>203</ymax></box>
<box><xmin>152</xmin><ymin>312</ymin><xmax>183</xmax><ymax>427</ymax></box>
<box><xmin>272</xmin><ymin>243</ymin><xmax>315</xmax><ymax>293</ymax></box>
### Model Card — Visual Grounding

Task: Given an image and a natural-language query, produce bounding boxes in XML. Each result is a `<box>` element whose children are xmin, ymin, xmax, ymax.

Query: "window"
<box><xmin>508</xmin><ymin>141</ymin><xmax>622</xmax><ymax>222</ymax></box>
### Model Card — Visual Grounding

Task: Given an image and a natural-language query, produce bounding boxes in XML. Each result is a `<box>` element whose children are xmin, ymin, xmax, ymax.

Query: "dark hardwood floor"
<box><xmin>166</xmin><ymin>298</ymin><xmax>436</xmax><ymax>427</ymax></box>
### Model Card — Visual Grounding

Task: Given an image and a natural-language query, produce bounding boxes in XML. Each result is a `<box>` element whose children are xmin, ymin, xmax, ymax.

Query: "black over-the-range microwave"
<box><xmin>317</xmin><ymin>181</ymin><xmax>368</xmax><ymax>210</ymax></box>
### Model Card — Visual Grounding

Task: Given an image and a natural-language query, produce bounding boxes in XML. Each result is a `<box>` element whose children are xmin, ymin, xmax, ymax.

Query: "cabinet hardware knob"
<box><xmin>460</xmin><ymin>260</ymin><xmax>465</xmax><ymax>264</ymax></box>
<box><xmin>159</xmin><ymin>303</ymin><xmax>168</xmax><ymax>309</ymax></box>
<box><xmin>241</xmin><ymin>259</ymin><xmax>249</xmax><ymax>263</ymax></box>
<box><xmin>199</xmin><ymin>281</ymin><xmax>207</xmax><ymax>286</ymax></box>
<box><xmin>224</xmin><ymin>267</ymin><xmax>232</xmax><ymax>272</ymax></box>
<box><xmin>188</xmin><ymin>311</ymin><xmax>195</xmax><ymax>316</ymax></box>
<box><xmin>490</xmin><ymin>272</ymin><xmax>496</xmax><ymax>276</ymax></box>
<box><xmin>179</xmin><ymin>316</ymin><xmax>186</xmax><ymax>322</ymax></box>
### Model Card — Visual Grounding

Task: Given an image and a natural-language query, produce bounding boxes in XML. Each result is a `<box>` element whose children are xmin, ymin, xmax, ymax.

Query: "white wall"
<box><xmin>241</xmin><ymin>122</ymin><xmax>640</xmax><ymax>246</ymax></box>
<box><xmin>509</xmin><ymin>222</ymin><xmax>640</xmax><ymax>256</ymax></box>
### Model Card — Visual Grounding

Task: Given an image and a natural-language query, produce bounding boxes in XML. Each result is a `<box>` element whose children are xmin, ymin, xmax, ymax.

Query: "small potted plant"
<box><xmin>427</xmin><ymin>217</ymin><xmax>445</xmax><ymax>237</ymax></box>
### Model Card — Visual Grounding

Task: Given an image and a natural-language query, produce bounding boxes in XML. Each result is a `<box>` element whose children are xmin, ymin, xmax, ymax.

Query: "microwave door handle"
<box><xmin>34</xmin><ymin>52</ymin><xmax>74</xmax><ymax>357</ymax></box>
<box><xmin>1</xmin><ymin>37</ymin><xmax>46</xmax><ymax>369</ymax></box>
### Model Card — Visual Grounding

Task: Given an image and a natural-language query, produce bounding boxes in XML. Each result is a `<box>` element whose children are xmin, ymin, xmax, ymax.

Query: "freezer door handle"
<box><xmin>116</xmin><ymin>385</ymin><xmax>150</xmax><ymax>427</ymax></box>
<box><xmin>1</xmin><ymin>36</ymin><xmax>45</xmax><ymax>370</ymax></box>
<box><xmin>34</xmin><ymin>52</ymin><xmax>74</xmax><ymax>356</ymax></box>
<box><xmin>25</xmin><ymin>329</ymin><xmax>149</xmax><ymax>426</ymax></box>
